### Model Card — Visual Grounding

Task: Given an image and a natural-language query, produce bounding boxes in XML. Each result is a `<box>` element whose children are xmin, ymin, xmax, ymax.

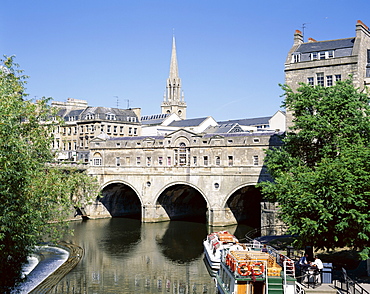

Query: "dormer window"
<box><xmin>292</xmin><ymin>53</ymin><xmax>301</xmax><ymax>63</ymax></box>
<box><xmin>106</xmin><ymin>113</ymin><xmax>115</xmax><ymax>120</ymax></box>
<box><xmin>310</xmin><ymin>52</ymin><xmax>318</xmax><ymax>60</ymax></box>
<box><xmin>85</xmin><ymin>113</ymin><xmax>94</xmax><ymax>120</ymax></box>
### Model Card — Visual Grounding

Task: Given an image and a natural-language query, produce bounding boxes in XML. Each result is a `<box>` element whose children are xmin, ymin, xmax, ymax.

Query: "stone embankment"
<box><xmin>29</xmin><ymin>242</ymin><xmax>83</xmax><ymax>294</ymax></box>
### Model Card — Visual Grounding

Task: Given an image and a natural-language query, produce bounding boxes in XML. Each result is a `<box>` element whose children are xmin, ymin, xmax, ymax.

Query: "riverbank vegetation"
<box><xmin>0</xmin><ymin>57</ymin><xmax>99</xmax><ymax>293</ymax></box>
<box><xmin>259</xmin><ymin>79</ymin><xmax>370</xmax><ymax>259</ymax></box>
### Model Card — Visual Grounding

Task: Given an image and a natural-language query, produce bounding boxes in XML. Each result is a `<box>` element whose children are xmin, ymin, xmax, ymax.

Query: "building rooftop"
<box><xmin>295</xmin><ymin>38</ymin><xmax>355</xmax><ymax>53</ymax></box>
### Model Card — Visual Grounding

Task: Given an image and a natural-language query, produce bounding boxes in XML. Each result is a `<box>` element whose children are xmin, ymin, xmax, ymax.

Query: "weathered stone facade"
<box><xmin>85</xmin><ymin>129</ymin><xmax>283</xmax><ymax>226</ymax></box>
<box><xmin>285</xmin><ymin>20</ymin><xmax>370</xmax><ymax>128</ymax></box>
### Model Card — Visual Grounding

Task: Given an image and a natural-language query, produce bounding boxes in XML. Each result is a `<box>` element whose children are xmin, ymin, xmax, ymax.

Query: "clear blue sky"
<box><xmin>1</xmin><ymin>1</ymin><xmax>369</xmax><ymax>121</ymax></box>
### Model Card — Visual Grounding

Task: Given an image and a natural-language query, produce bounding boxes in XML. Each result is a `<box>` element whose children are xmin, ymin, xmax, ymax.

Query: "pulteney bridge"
<box><xmin>84</xmin><ymin>129</ymin><xmax>282</xmax><ymax>227</ymax></box>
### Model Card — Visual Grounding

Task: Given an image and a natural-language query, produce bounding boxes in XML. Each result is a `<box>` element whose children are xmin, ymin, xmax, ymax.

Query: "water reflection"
<box><xmin>58</xmin><ymin>218</ymin><xmax>251</xmax><ymax>293</ymax></box>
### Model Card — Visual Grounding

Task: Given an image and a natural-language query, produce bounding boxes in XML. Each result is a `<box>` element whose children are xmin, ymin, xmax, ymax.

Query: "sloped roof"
<box><xmin>141</xmin><ymin>113</ymin><xmax>170</xmax><ymax>125</ymax></box>
<box><xmin>205</xmin><ymin>123</ymin><xmax>244</xmax><ymax>134</ymax></box>
<box><xmin>168</xmin><ymin>117</ymin><xmax>208</xmax><ymax>127</ymax></box>
<box><xmin>295</xmin><ymin>38</ymin><xmax>355</xmax><ymax>53</ymax></box>
<box><xmin>218</xmin><ymin>116</ymin><xmax>271</xmax><ymax>126</ymax></box>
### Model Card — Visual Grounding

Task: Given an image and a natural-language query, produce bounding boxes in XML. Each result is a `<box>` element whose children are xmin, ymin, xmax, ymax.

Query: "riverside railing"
<box><xmin>333</xmin><ymin>268</ymin><xmax>369</xmax><ymax>294</ymax></box>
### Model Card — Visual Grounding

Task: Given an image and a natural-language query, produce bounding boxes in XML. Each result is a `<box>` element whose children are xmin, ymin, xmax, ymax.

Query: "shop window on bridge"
<box><xmin>215</xmin><ymin>156</ymin><xmax>221</xmax><ymax>166</ymax></box>
<box><xmin>93</xmin><ymin>152</ymin><xmax>102</xmax><ymax>166</ymax></box>
<box><xmin>167</xmin><ymin>156</ymin><xmax>172</xmax><ymax>166</ymax></box>
<box><xmin>175</xmin><ymin>142</ymin><xmax>189</xmax><ymax>166</ymax></box>
<box><xmin>203</xmin><ymin>156</ymin><xmax>208</xmax><ymax>166</ymax></box>
<box><xmin>158</xmin><ymin>156</ymin><xmax>163</xmax><ymax>166</ymax></box>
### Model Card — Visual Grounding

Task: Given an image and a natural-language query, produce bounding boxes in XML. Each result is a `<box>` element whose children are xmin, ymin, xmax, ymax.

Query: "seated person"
<box><xmin>311</xmin><ymin>256</ymin><xmax>323</xmax><ymax>271</ymax></box>
<box><xmin>299</xmin><ymin>254</ymin><xmax>310</xmax><ymax>271</ymax></box>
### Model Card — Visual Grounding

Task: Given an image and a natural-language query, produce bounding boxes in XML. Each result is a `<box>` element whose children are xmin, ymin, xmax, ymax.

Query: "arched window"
<box><xmin>175</xmin><ymin>142</ymin><xmax>189</xmax><ymax>166</ymax></box>
<box><xmin>93</xmin><ymin>152</ymin><xmax>102</xmax><ymax>166</ymax></box>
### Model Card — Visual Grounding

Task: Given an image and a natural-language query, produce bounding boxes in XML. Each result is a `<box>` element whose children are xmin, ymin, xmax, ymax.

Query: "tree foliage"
<box><xmin>0</xmin><ymin>57</ymin><xmax>99</xmax><ymax>292</ymax></box>
<box><xmin>260</xmin><ymin>79</ymin><xmax>370</xmax><ymax>257</ymax></box>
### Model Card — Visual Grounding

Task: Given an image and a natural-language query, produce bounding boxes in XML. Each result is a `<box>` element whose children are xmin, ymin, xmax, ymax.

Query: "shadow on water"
<box><xmin>156</xmin><ymin>221</ymin><xmax>208</xmax><ymax>263</ymax></box>
<box><xmin>98</xmin><ymin>218</ymin><xmax>142</xmax><ymax>256</ymax></box>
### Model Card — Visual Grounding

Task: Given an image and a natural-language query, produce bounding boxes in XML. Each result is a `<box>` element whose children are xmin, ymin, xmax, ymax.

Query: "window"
<box><xmin>193</xmin><ymin>156</ymin><xmax>197</xmax><ymax>166</ymax></box>
<box><xmin>101</xmin><ymin>125</ymin><xmax>104</xmax><ymax>132</ymax></box>
<box><xmin>204</xmin><ymin>156</ymin><xmax>208</xmax><ymax>166</ymax></box>
<box><xmin>307</xmin><ymin>77</ymin><xmax>314</xmax><ymax>86</ymax></box>
<box><xmin>107</xmin><ymin>125</ymin><xmax>111</xmax><ymax>133</ymax></box>
<box><xmin>292</xmin><ymin>53</ymin><xmax>300</xmax><ymax>63</ymax></box>
<box><xmin>167</xmin><ymin>156</ymin><xmax>172</xmax><ymax>166</ymax></box>
<box><xmin>116</xmin><ymin>143</ymin><xmax>121</xmax><ymax>147</ymax></box>
<box><xmin>129</xmin><ymin>127</ymin><xmax>132</xmax><ymax>135</ymax></box>
<box><xmin>93</xmin><ymin>158</ymin><xmax>102</xmax><ymax>166</ymax></box>
<box><xmin>310</xmin><ymin>52</ymin><xmax>318</xmax><ymax>60</ymax></box>
<box><xmin>93</xmin><ymin>152</ymin><xmax>102</xmax><ymax>166</ymax></box>
<box><xmin>136</xmin><ymin>157</ymin><xmax>141</xmax><ymax>165</ymax></box>
<box><xmin>175</xmin><ymin>142</ymin><xmax>188</xmax><ymax>166</ymax></box>
<box><xmin>228</xmin><ymin>156</ymin><xmax>233</xmax><ymax>166</ymax></box>
<box><xmin>317</xmin><ymin>73</ymin><xmax>324</xmax><ymax>86</ymax></box>
<box><xmin>253</xmin><ymin>138</ymin><xmax>260</xmax><ymax>143</ymax></box>
<box><xmin>134</xmin><ymin>128</ymin><xmax>137</xmax><ymax>135</ymax></box>
<box><xmin>158</xmin><ymin>156</ymin><xmax>163</xmax><ymax>165</ymax></box>
<box><xmin>113</xmin><ymin>126</ymin><xmax>117</xmax><ymax>133</ymax></box>
<box><xmin>147</xmin><ymin>157</ymin><xmax>151</xmax><ymax>166</ymax></box>
<box><xmin>319</xmin><ymin>52</ymin><xmax>326</xmax><ymax>60</ymax></box>
<box><xmin>326</xmin><ymin>75</ymin><xmax>333</xmax><ymax>87</ymax></box>
<box><xmin>106</xmin><ymin>113</ymin><xmax>115</xmax><ymax>120</ymax></box>
<box><xmin>335</xmin><ymin>74</ymin><xmax>342</xmax><ymax>82</ymax></box>
<box><xmin>68</xmin><ymin>142</ymin><xmax>72</xmax><ymax>150</ymax></box>
<box><xmin>215</xmin><ymin>156</ymin><xmax>221</xmax><ymax>166</ymax></box>
<box><xmin>116</xmin><ymin>157</ymin><xmax>120</xmax><ymax>166</ymax></box>
<box><xmin>120</xmin><ymin>126</ymin><xmax>124</xmax><ymax>133</ymax></box>
<box><xmin>253</xmin><ymin>155</ymin><xmax>259</xmax><ymax>166</ymax></box>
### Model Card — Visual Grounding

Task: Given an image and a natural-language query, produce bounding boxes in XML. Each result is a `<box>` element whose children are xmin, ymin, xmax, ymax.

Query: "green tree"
<box><xmin>0</xmin><ymin>57</ymin><xmax>99</xmax><ymax>292</ymax></box>
<box><xmin>260</xmin><ymin>79</ymin><xmax>370</xmax><ymax>257</ymax></box>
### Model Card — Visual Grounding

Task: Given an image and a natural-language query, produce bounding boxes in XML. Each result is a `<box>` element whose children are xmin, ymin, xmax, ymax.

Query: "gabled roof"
<box><xmin>295</xmin><ymin>38</ymin><xmax>355</xmax><ymax>53</ymax></box>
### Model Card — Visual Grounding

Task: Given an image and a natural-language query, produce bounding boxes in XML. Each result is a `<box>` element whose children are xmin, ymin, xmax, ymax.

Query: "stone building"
<box><xmin>285</xmin><ymin>20</ymin><xmax>370</xmax><ymax>128</ymax></box>
<box><xmin>51</xmin><ymin>98</ymin><xmax>141</xmax><ymax>162</ymax></box>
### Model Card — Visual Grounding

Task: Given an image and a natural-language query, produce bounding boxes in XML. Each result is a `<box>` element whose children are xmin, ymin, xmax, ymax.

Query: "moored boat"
<box><xmin>215</xmin><ymin>242</ymin><xmax>296</xmax><ymax>294</ymax></box>
<box><xmin>203</xmin><ymin>231</ymin><xmax>241</xmax><ymax>272</ymax></box>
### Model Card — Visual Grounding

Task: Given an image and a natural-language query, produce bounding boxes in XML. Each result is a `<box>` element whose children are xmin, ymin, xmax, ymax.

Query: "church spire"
<box><xmin>169</xmin><ymin>35</ymin><xmax>179</xmax><ymax>80</ymax></box>
<box><xmin>161</xmin><ymin>35</ymin><xmax>187</xmax><ymax>119</ymax></box>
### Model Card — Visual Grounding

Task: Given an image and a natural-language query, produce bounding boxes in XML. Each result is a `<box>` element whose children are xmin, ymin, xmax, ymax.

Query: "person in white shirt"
<box><xmin>312</xmin><ymin>256</ymin><xmax>323</xmax><ymax>270</ymax></box>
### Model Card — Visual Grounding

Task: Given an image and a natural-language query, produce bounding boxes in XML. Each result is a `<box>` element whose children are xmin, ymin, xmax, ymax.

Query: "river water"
<box><xmin>56</xmin><ymin>218</ymin><xmax>252</xmax><ymax>294</ymax></box>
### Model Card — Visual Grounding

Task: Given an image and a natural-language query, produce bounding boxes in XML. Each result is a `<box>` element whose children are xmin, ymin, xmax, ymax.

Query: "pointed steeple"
<box><xmin>169</xmin><ymin>36</ymin><xmax>179</xmax><ymax>80</ymax></box>
<box><xmin>161</xmin><ymin>35</ymin><xmax>187</xmax><ymax>119</ymax></box>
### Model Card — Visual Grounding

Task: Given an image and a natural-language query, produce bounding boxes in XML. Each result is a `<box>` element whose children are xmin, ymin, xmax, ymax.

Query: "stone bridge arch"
<box><xmin>94</xmin><ymin>180</ymin><xmax>144</xmax><ymax>219</ymax></box>
<box><xmin>222</xmin><ymin>183</ymin><xmax>262</xmax><ymax>228</ymax></box>
<box><xmin>152</xmin><ymin>181</ymin><xmax>209</xmax><ymax>223</ymax></box>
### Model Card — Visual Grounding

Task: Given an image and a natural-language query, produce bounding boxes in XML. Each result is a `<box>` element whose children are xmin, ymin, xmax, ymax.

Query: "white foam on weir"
<box><xmin>12</xmin><ymin>245</ymin><xmax>69</xmax><ymax>294</ymax></box>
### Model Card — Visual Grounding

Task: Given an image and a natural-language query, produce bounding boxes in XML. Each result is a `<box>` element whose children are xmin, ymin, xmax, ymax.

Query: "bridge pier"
<box><xmin>207</xmin><ymin>207</ymin><xmax>238</xmax><ymax>227</ymax></box>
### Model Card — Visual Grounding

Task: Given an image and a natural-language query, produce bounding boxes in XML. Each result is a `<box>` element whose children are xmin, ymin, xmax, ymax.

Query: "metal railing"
<box><xmin>333</xmin><ymin>268</ymin><xmax>369</xmax><ymax>294</ymax></box>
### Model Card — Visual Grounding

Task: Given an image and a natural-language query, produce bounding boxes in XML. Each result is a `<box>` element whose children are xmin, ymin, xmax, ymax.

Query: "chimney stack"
<box><xmin>294</xmin><ymin>30</ymin><xmax>304</xmax><ymax>46</ymax></box>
